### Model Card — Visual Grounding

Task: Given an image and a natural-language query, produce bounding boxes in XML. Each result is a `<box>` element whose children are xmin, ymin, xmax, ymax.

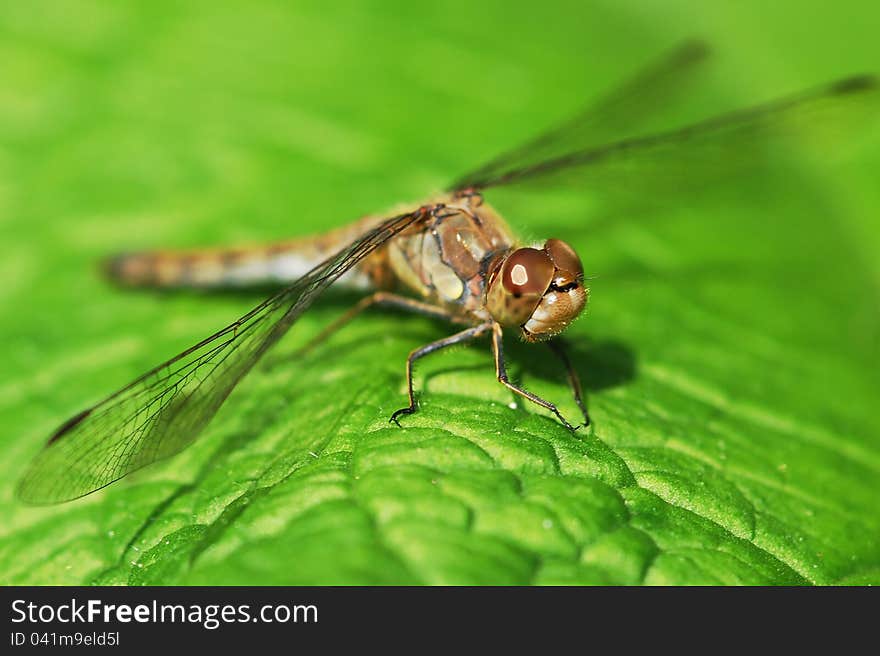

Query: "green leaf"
<box><xmin>1</xmin><ymin>1</ymin><xmax>879</xmax><ymax>586</ymax></box>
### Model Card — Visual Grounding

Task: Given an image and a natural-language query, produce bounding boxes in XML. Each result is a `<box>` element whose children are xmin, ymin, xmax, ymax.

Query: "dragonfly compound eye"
<box><xmin>519</xmin><ymin>240</ymin><xmax>588</xmax><ymax>341</ymax></box>
<box><xmin>544</xmin><ymin>239</ymin><xmax>584</xmax><ymax>284</ymax></box>
<box><xmin>486</xmin><ymin>248</ymin><xmax>555</xmax><ymax>327</ymax></box>
<box><xmin>502</xmin><ymin>248</ymin><xmax>555</xmax><ymax>296</ymax></box>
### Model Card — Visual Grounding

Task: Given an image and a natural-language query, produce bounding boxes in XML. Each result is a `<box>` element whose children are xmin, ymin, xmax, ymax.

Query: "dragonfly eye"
<box><xmin>486</xmin><ymin>243</ymin><xmax>587</xmax><ymax>338</ymax></box>
<box><xmin>520</xmin><ymin>240</ymin><xmax>588</xmax><ymax>342</ymax></box>
<box><xmin>501</xmin><ymin>248</ymin><xmax>555</xmax><ymax>296</ymax></box>
<box><xmin>486</xmin><ymin>248</ymin><xmax>554</xmax><ymax>327</ymax></box>
<box><xmin>544</xmin><ymin>239</ymin><xmax>584</xmax><ymax>283</ymax></box>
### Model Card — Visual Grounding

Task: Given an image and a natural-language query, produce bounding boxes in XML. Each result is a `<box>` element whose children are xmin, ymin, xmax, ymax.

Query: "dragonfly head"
<box><xmin>486</xmin><ymin>239</ymin><xmax>587</xmax><ymax>342</ymax></box>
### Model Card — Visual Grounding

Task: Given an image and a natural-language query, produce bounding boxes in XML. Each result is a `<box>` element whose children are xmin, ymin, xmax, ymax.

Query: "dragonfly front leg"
<box><xmin>546</xmin><ymin>338</ymin><xmax>590</xmax><ymax>426</ymax></box>
<box><xmin>390</xmin><ymin>323</ymin><xmax>494</xmax><ymax>426</ymax></box>
<box><xmin>492</xmin><ymin>323</ymin><xmax>580</xmax><ymax>431</ymax></box>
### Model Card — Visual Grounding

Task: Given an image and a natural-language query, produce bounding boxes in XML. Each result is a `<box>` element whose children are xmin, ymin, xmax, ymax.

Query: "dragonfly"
<box><xmin>17</xmin><ymin>41</ymin><xmax>878</xmax><ymax>504</ymax></box>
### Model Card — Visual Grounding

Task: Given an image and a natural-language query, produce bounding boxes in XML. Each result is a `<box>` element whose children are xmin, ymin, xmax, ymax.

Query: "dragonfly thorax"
<box><xmin>486</xmin><ymin>239</ymin><xmax>587</xmax><ymax>341</ymax></box>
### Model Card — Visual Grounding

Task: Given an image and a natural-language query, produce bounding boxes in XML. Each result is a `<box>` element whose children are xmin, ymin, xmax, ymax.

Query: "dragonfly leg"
<box><xmin>492</xmin><ymin>324</ymin><xmax>580</xmax><ymax>431</ymax></box>
<box><xmin>390</xmin><ymin>322</ymin><xmax>494</xmax><ymax>426</ymax></box>
<box><xmin>546</xmin><ymin>339</ymin><xmax>590</xmax><ymax>426</ymax></box>
<box><xmin>300</xmin><ymin>291</ymin><xmax>463</xmax><ymax>356</ymax></box>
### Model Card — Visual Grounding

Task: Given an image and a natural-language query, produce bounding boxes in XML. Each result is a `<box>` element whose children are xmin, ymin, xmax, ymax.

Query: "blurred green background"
<box><xmin>1</xmin><ymin>0</ymin><xmax>879</xmax><ymax>585</ymax></box>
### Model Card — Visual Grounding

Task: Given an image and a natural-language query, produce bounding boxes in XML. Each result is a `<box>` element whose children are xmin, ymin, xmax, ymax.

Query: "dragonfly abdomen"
<box><xmin>104</xmin><ymin>216</ymin><xmax>390</xmax><ymax>290</ymax></box>
<box><xmin>105</xmin><ymin>248</ymin><xmax>308</xmax><ymax>288</ymax></box>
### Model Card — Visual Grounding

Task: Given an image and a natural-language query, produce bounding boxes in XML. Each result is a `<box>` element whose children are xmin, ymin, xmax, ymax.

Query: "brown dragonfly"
<box><xmin>17</xmin><ymin>42</ymin><xmax>878</xmax><ymax>503</ymax></box>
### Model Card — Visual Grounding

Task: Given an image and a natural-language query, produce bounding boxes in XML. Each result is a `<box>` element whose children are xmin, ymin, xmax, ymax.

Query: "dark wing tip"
<box><xmin>19</xmin><ymin>413</ymin><xmax>91</xmax><ymax>502</ymax></box>
<box><xmin>675</xmin><ymin>39</ymin><xmax>711</xmax><ymax>63</ymax></box>
<box><xmin>46</xmin><ymin>408</ymin><xmax>92</xmax><ymax>445</ymax></box>
<box><xmin>831</xmin><ymin>74</ymin><xmax>879</xmax><ymax>95</ymax></box>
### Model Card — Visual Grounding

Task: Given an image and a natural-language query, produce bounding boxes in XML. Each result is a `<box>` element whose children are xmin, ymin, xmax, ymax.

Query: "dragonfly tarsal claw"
<box><xmin>579</xmin><ymin>411</ymin><xmax>591</xmax><ymax>428</ymax></box>
<box><xmin>556</xmin><ymin>413</ymin><xmax>581</xmax><ymax>432</ymax></box>
<box><xmin>389</xmin><ymin>405</ymin><xmax>417</xmax><ymax>427</ymax></box>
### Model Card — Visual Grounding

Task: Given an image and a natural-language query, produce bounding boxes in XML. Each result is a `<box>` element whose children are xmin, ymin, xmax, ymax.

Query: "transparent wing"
<box><xmin>452</xmin><ymin>74</ymin><xmax>879</xmax><ymax>192</ymax></box>
<box><xmin>17</xmin><ymin>210</ymin><xmax>424</xmax><ymax>504</ymax></box>
<box><xmin>448</xmin><ymin>40</ymin><xmax>711</xmax><ymax>191</ymax></box>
